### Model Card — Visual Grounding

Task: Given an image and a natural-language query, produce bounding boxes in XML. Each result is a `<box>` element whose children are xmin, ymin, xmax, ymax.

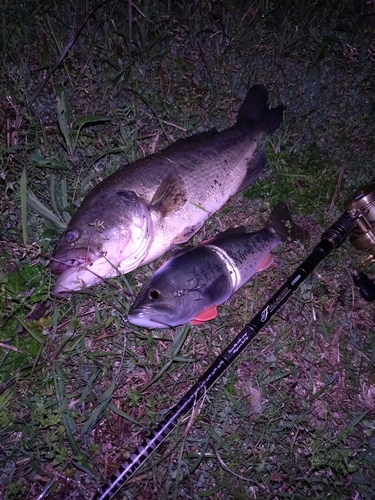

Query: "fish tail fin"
<box><xmin>266</xmin><ymin>202</ymin><xmax>309</xmax><ymax>243</ymax></box>
<box><xmin>238</xmin><ymin>84</ymin><xmax>285</xmax><ymax>134</ymax></box>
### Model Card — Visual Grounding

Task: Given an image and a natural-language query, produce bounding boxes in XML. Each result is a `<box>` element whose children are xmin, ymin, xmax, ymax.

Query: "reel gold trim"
<box><xmin>344</xmin><ymin>182</ymin><xmax>375</xmax><ymax>269</ymax></box>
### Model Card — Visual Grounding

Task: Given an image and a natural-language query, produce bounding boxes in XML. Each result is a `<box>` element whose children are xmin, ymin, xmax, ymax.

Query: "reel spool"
<box><xmin>344</xmin><ymin>182</ymin><xmax>375</xmax><ymax>301</ymax></box>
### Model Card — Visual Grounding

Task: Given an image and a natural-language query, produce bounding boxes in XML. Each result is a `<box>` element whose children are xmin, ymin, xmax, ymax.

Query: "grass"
<box><xmin>1</xmin><ymin>0</ymin><xmax>375</xmax><ymax>499</ymax></box>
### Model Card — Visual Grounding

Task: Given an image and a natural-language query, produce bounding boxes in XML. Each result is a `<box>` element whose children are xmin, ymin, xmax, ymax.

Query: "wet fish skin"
<box><xmin>51</xmin><ymin>85</ymin><xmax>284</xmax><ymax>295</ymax></box>
<box><xmin>127</xmin><ymin>202</ymin><xmax>305</xmax><ymax>329</ymax></box>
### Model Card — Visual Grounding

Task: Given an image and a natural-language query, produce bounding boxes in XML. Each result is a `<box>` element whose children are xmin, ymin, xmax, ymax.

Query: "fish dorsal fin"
<box><xmin>151</xmin><ymin>174</ymin><xmax>187</xmax><ymax>217</ymax></box>
<box><xmin>266</xmin><ymin>202</ymin><xmax>310</xmax><ymax>243</ymax></box>
<box><xmin>171</xmin><ymin>245</ymin><xmax>195</xmax><ymax>256</ymax></box>
<box><xmin>236</xmin><ymin>151</ymin><xmax>267</xmax><ymax>193</ymax></box>
<box><xmin>166</xmin><ymin>129</ymin><xmax>219</xmax><ymax>150</ymax></box>
<box><xmin>200</xmin><ymin>226</ymin><xmax>247</xmax><ymax>245</ymax></box>
<box><xmin>257</xmin><ymin>253</ymin><xmax>274</xmax><ymax>272</ymax></box>
<box><xmin>191</xmin><ymin>306</ymin><xmax>218</xmax><ymax>325</ymax></box>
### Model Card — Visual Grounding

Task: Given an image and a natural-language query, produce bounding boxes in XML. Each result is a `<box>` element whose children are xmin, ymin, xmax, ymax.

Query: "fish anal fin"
<box><xmin>257</xmin><ymin>253</ymin><xmax>274</xmax><ymax>272</ymax></box>
<box><xmin>191</xmin><ymin>306</ymin><xmax>218</xmax><ymax>325</ymax></box>
<box><xmin>173</xmin><ymin>221</ymin><xmax>203</xmax><ymax>244</ymax></box>
<box><xmin>236</xmin><ymin>151</ymin><xmax>267</xmax><ymax>193</ymax></box>
<box><xmin>151</xmin><ymin>174</ymin><xmax>187</xmax><ymax>217</ymax></box>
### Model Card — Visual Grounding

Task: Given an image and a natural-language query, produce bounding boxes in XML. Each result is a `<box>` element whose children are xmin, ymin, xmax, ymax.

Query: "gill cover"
<box><xmin>128</xmin><ymin>272</ymin><xmax>205</xmax><ymax>328</ymax></box>
<box><xmin>127</xmin><ymin>246</ymin><xmax>233</xmax><ymax>328</ymax></box>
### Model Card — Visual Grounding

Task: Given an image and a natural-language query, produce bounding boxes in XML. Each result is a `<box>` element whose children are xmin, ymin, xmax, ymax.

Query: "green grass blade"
<box><xmin>27</xmin><ymin>190</ymin><xmax>66</xmax><ymax>231</ymax></box>
<box><xmin>139</xmin><ymin>359</ymin><xmax>173</xmax><ymax>393</ymax></box>
<box><xmin>106</xmin><ymin>402</ymin><xmax>139</xmax><ymax>424</ymax></box>
<box><xmin>15</xmin><ymin>316</ymin><xmax>44</xmax><ymax>344</ymax></box>
<box><xmin>30</xmin><ymin>149</ymin><xmax>68</xmax><ymax>169</ymax></box>
<box><xmin>49</xmin><ymin>173</ymin><xmax>59</xmax><ymax>215</ymax></box>
<box><xmin>20</xmin><ymin>168</ymin><xmax>27</xmax><ymax>246</ymax></box>
<box><xmin>169</xmin><ymin>324</ymin><xmax>190</xmax><ymax>357</ymax></box>
<box><xmin>80</xmin><ymin>378</ymin><xmax>117</xmax><ymax>436</ymax></box>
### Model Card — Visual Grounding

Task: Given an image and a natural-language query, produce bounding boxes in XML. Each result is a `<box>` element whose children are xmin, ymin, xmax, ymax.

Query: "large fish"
<box><xmin>51</xmin><ymin>85</ymin><xmax>284</xmax><ymax>295</ymax></box>
<box><xmin>127</xmin><ymin>203</ymin><xmax>306</xmax><ymax>328</ymax></box>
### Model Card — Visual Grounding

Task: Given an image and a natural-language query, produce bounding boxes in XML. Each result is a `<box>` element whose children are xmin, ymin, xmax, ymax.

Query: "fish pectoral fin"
<box><xmin>150</xmin><ymin>173</ymin><xmax>187</xmax><ymax>217</ymax></box>
<box><xmin>236</xmin><ymin>151</ymin><xmax>267</xmax><ymax>193</ymax></box>
<box><xmin>191</xmin><ymin>306</ymin><xmax>218</xmax><ymax>325</ymax></box>
<box><xmin>257</xmin><ymin>253</ymin><xmax>274</xmax><ymax>272</ymax></box>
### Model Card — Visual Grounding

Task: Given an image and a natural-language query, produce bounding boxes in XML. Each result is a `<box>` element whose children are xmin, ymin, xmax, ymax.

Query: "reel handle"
<box><xmin>352</xmin><ymin>271</ymin><xmax>375</xmax><ymax>302</ymax></box>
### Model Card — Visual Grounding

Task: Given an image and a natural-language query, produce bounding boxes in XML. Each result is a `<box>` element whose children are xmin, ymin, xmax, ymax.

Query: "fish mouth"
<box><xmin>50</xmin><ymin>248</ymin><xmax>100</xmax><ymax>275</ymax></box>
<box><xmin>126</xmin><ymin>308</ymin><xmax>174</xmax><ymax>329</ymax></box>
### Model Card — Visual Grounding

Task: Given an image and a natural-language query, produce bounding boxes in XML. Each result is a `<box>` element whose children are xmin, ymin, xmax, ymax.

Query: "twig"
<box><xmin>28</xmin><ymin>0</ymin><xmax>107</xmax><ymax>106</ymax></box>
<box><xmin>212</xmin><ymin>444</ymin><xmax>267</xmax><ymax>488</ymax></box>
<box><xmin>329</xmin><ymin>161</ymin><xmax>347</xmax><ymax>212</ymax></box>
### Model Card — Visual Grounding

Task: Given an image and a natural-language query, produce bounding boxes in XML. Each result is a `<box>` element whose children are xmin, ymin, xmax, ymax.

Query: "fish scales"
<box><xmin>81</xmin><ymin>126</ymin><xmax>260</xmax><ymax>236</ymax></box>
<box><xmin>51</xmin><ymin>85</ymin><xmax>284</xmax><ymax>294</ymax></box>
<box><xmin>127</xmin><ymin>202</ymin><xmax>307</xmax><ymax>328</ymax></box>
<box><xmin>205</xmin><ymin>229</ymin><xmax>277</xmax><ymax>290</ymax></box>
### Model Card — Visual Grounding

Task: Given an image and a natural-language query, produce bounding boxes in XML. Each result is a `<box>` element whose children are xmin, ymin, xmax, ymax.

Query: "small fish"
<box><xmin>127</xmin><ymin>203</ymin><xmax>306</xmax><ymax>328</ymax></box>
<box><xmin>51</xmin><ymin>85</ymin><xmax>284</xmax><ymax>295</ymax></box>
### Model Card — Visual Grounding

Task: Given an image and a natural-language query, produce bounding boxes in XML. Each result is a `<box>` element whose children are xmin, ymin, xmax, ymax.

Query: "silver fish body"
<box><xmin>51</xmin><ymin>85</ymin><xmax>284</xmax><ymax>295</ymax></box>
<box><xmin>127</xmin><ymin>202</ymin><xmax>303</xmax><ymax>329</ymax></box>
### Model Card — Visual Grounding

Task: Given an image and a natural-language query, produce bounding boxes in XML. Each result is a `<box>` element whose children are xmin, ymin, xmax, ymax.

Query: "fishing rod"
<box><xmin>93</xmin><ymin>183</ymin><xmax>375</xmax><ymax>500</ymax></box>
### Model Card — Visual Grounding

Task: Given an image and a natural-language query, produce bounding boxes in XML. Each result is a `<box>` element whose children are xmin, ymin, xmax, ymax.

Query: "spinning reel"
<box><xmin>344</xmin><ymin>182</ymin><xmax>375</xmax><ymax>301</ymax></box>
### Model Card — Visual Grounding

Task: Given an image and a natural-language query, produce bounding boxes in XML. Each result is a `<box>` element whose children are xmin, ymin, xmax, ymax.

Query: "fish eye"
<box><xmin>148</xmin><ymin>289</ymin><xmax>161</xmax><ymax>301</ymax></box>
<box><xmin>65</xmin><ymin>229</ymin><xmax>79</xmax><ymax>243</ymax></box>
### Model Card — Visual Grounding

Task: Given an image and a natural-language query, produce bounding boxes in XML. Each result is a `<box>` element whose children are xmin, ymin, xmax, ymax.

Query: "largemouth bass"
<box><xmin>51</xmin><ymin>85</ymin><xmax>284</xmax><ymax>295</ymax></box>
<box><xmin>127</xmin><ymin>203</ymin><xmax>306</xmax><ymax>328</ymax></box>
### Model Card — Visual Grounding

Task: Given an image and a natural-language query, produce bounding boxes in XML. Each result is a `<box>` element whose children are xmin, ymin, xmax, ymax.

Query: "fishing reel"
<box><xmin>344</xmin><ymin>182</ymin><xmax>375</xmax><ymax>301</ymax></box>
